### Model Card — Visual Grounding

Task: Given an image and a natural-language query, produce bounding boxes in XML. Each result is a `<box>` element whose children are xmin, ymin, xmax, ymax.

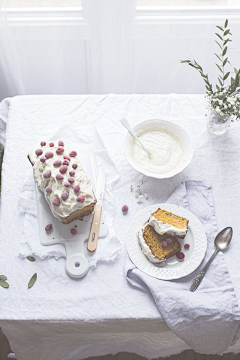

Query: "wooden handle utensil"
<box><xmin>87</xmin><ymin>204</ymin><xmax>102</xmax><ymax>252</ymax></box>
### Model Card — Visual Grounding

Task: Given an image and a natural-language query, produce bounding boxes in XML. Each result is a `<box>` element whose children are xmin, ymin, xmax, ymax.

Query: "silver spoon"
<box><xmin>120</xmin><ymin>118</ymin><xmax>151</xmax><ymax>160</ymax></box>
<box><xmin>189</xmin><ymin>227</ymin><xmax>233</xmax><ymax>292</ymax></box>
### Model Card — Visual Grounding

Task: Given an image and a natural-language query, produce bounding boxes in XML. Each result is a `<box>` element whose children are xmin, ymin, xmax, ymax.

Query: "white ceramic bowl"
<box><xmin>124</xmin><ymin>119</ymin><xmax>193</xmax><ymax>179</ymax></box>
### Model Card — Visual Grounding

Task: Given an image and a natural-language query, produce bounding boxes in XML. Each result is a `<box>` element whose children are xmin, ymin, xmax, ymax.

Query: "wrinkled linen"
<box><xmin>125</xmin><ymin>181</ymin><xmax>240</xmax><ymax>355</ymax></box>
<box><xmin>1</xmin><ymin>94</ymin><xmax>240</xmax><ymax>360</ymax></box>
<box><xmin>18</xmin><ymin>125</ymin><xmax>120</xmax><ymax>268</ymax></box>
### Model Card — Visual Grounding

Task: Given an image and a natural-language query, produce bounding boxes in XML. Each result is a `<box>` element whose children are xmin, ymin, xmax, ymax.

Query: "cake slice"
<box><xmin>28</xmin><ymin>140</ymin><xmax>96</xmax><ymax>224</ymax></box>
<box><xmin>138</xmin><ymin>224</ymin><xmax>181</xmax><ymax>264</ymax></box>
<box><xmin>148</xmin><ymin>208</ymin><xmax>189</xmax><ymax>239</ymax></box>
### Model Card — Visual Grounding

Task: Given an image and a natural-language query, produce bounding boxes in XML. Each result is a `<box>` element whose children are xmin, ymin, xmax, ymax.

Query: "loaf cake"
<box><xmin>138</xmin><ymin>224</ymin><xmax>181</xmax><ymax>264</ymax></box>
<box><xmin>28</xmin><ymin>140</ymin><xmax>96</xmax><ymax>224</ymax></box>
<box><xmin>149</xmin><ymin>208</ymin><xmax>189</xmax><ymax>239</ymax></box>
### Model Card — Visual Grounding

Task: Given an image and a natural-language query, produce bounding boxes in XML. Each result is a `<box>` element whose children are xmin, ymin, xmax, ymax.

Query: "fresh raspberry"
<box><xmin>45</xmin><ymin>186</ymin><xmax>52</xmax><ymax>193</ymax></box>
<box><xmin>45</xmin><ymin>151</ymin><xmax>54</xmax><ymax>159</ymax></box>
<box><xmin>40</xmin><ymin>156</ymin><xmax>46</xmax><ymax>163</ymax></box>
<box><xmin>68</xmin><ymin>177</ymin><xmax>75</xmax><ymax>184</ymax></box>
<box><xmin>74</xmin><ymin>185</ymin><xmax>80</xmax><ymax>193</ymax></box>
<box><xmin>184</xmin><ymin>243</ymin><xmax>190</xmax><ymax>249</ymax></box>
<box><xmin>64</xmin><ymin>181</ymin><xmax>70</xmax><ymax>187</ymax></box>
<box><xmin>63</xmin><ymin>155</ymin><xmax>71</xmax><ymax>161</ymax></box>
<box><xmin>61</xmin><ymin>192</ymin><xmax>69</xmax><ymax>201</ymax></box>
<box><xmin>35</xmin><ymin>149</ymin><xmax>43</xmax><ymax>156</ymax></box>
<box><xmin>56</xmin><ymin>174</ymin><xmax>64</xmax><ymax>181</ymax></box>
<box><xmin>69</xmin><ymin>150</ymin><xmax>77</xmax><ymax>157</ymax></box>
<box><xmin>45</xmin><ymin>224</ymin><xmax>52</xmax><ymax>232</ymax></box>
<box><xmin>69</xmin><ymin>170</ymin><xmax>75</xmax><ymax>176</ymax></box>
<box><xmin>52</xmin><ymin>198</ymin><xmax>60</xmax><ymax>206</ymax></box>
<box><xmin>58</xmin><ymin>140</ymin><xmax>64</xmax><ymax>146</ymax></box>
<box><xmin>62</xmin><ymin>159</ymin><xmax>69</xmax><ymax>166</ymax></box>
<box><xmin>176</xmin><ymin>252</ymin><xmax>185</xmax><ymax>260</ymax></box>
<box><xmin>43</xmin><ymin>170</ymin><xmax>51</xmax><ymax>178</ymax></box>
<box><xmin>59</xmin><ymin>165</ymin><xmax>68</xmax><ymax>174</ymax></box>
<box><xmin>41</xmin><ymin>141</ymin><xmax>46</xmax><ymax>146</ymax></box>
<box><xmin>49</xmin><ymin>142</ymin><xmax>54</xmax><ymax>147</ymax></box>
<box><xmin>122</xmin><ymin>205</ymin><xmax>128</xmax><ymax>214</ymax></box>
<box><xmin>166</xmin><ymin>238</ymin><xmax>172</xmax><ymax>244</ymax></box>
<box><xmin>161</xmin><ymin>241</ymin><xmax>168</xmax><ymax>248</ymax></box>
<box><xmin>56</xmin><ymin>147</ymin><xmax>64</xmax><ymax>155</ymax></box>
<box><xmin>77</xmin><ymin>195</ymin><xmax>85</xmax><ymax>203</ymax></box>
<box><xmin>71</xmin><ymin>229</ymin><xmax>77</xmax><ymax>235</ymax></box>
<box><xmin>72</xmin><ymin>163</ymin><xmax>78</xmax><ymax>169</ymax></box>
<box><xmin>53</xmin><ymin>160</ymin><xmax>62</xmax><ymax>167</ymax></box>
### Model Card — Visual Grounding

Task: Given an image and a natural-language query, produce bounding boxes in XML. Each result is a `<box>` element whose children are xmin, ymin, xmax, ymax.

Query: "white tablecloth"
<box><xmin>1</xmin><ymin>94</ymin><xmax>240</xmax><ymax>360</ymax></box>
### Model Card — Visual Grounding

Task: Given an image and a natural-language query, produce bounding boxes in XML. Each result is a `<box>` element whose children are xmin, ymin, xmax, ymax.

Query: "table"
<box><xmin>1</xmin><ymin>94</ymin><xmax>240</xmax><ymax>360</ymax></box>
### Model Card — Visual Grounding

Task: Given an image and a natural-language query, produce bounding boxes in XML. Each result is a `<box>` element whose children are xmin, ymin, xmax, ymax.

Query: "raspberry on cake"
<box><xmin>28</xmin><ymin>141</ymin><xmax>96</xmax><ymax>224</ymax></box>
<box><xmin>148</xmin><ymin>208</ymin><xmax>189</xmax><ymax>239</ymax></box>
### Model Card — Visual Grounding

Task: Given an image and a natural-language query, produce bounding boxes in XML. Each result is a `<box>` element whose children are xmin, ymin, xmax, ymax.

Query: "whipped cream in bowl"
<box><xmin>124</xmin><ymin>119</ymin><xmax>193</xmax><ymax>179</ymax></box>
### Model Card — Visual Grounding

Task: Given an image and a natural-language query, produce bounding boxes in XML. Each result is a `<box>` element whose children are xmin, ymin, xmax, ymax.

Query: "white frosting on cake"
<box><xmin>28</xmin><ymin>141</ymin><xmax>95</xmax><ymax>221</ymax></box>
<box><xmin>149</xmin><ymin>215</ymin><xmax>187</xmax><ymax>237</ymax></box>
<box><xmin>137</xmin><ymin>224</ymin><xmax>166</xmax><ymax>264</ymax></box>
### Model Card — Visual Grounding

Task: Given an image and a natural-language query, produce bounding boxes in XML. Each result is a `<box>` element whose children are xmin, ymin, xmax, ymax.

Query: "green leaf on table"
<box><xmin>0</xmin><ymin>280</ymin><xmax>9</xmax><ymax>288</ymax></box>
<box><xmin>223</xmin><ymin>72</ymin><xmax>230</xmax><ymax>81</ymax></box>
<box><xmin>180</xmin><ymin>60</ymin><xmax>190</xmax><ymax>63</ymax></box>
<box><xmin>234</xmin><ymin>67</ymin><xmax>239</xmax><ymax>74</ymax></box>
<box><xmin>27</xmin><ymin>256</ymin><xmax>36</xmax><ymax>262</ymax></box>
<box><xmin>222</xmin><ymin>47</ymin><xmax>227</xmax><ymax>56</ymax></box>
<box><xmin>225</xmin><ymin>19</ymin><xmax>228</xmax><ymax>28</ymax></box>
<box><xmin>28</xmin><ymin>273</ymin><xmax>37</xmax><ymax>289</ymax></box>
<box><xmin>215</xmin><ymin>33</ymin><xmax>223</xmax><ymax>41</ymax></box>
<box><xmin>0</xmin><ymin>275</ymin><xmax>7</xmax><ymax>281</ymax></box>
<box><xmin>216</xmin><ymin>26</ymin><xmax>224</xmax><ymax>31</ymax></box>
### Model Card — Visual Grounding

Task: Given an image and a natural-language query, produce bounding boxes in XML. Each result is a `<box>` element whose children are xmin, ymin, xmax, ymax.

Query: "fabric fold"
<box><xmin>125</xmin><ymin>181</ymin><xmax>240</xmax><ymax>355</ymax></box>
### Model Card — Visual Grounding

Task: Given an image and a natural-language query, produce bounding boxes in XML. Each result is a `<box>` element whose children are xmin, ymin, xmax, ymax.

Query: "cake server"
<box><xmin>87</xmin><ymin>167</ymin><xmax>105</xmax><ymax>252</ymax></box>
<box><xmin>189</xmin><ymin>227</ymin><xmax>233</xmax><ymax>292</ymax></box>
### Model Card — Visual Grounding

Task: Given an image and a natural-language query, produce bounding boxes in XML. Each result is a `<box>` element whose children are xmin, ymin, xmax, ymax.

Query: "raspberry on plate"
<box><xmin>176</xmin><ymin>252</ymin><xmax>185</xmax><ymax>260</ymax></box>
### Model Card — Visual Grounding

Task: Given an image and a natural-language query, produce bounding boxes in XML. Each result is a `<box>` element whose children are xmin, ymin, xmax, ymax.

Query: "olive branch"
<box><xmin>180</xmin><ymin>19</ymin><xmax>240</xmax><ymax>96</ymax></box>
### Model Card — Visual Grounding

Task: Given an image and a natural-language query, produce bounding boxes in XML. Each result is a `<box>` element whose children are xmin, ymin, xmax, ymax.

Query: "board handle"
<box><xmin>87</xmin><ymin>204</ymin><xmax>102</xmax><ymax>252</ymax></box>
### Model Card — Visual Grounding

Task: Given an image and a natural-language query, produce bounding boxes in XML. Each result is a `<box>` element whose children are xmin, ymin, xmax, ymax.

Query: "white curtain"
<box><xmin>0</xmin><ymin>0</ymin><xmax>240</xmax><ymax>100</ymax></box>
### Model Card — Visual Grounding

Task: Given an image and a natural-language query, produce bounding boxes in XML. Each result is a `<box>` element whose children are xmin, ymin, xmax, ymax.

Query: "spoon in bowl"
<box><xmin>120</xmin><ymin>118</ymin><xmax>151</xmax><ymax>160</ymax></box>
<box><xmin>189</xmin><ymin>227</ymin><xmax>233</xmax><ymax>292</ymax></box>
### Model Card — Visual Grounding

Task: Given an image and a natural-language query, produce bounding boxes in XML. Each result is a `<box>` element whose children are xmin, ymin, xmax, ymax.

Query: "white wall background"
<box><xmin>0</xmin><ymin>0</ymin><xmax>240</xmax><ymax>100</ymax></box>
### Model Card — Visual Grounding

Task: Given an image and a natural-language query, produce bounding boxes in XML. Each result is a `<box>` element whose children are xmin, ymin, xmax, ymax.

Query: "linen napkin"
<box><xmin>125</xmin><ymin>181</ymin><xmax>240</xmax><ymax>355</ymax></box>
<box><xmin>18</xmin><ymin>124</ymin><xmax>121</xmax><ymax>268</ymax></box>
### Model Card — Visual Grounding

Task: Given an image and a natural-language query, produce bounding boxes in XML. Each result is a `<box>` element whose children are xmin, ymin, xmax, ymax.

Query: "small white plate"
<box><xmin>126</xmin><ymin>203</ymin><xmax>207</xmax><ymax>280</ymax></box>
<box><xmin>124</xmin><ymin>119</ymin><xmax>193</xmax><ymax>179</ymax></box>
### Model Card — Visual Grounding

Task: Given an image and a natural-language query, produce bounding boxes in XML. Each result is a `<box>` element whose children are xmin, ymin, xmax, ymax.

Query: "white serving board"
<box><xmin>35</xmin><ymin>146</ymin><xmax>108</xmax><ymax>278</ymax></box>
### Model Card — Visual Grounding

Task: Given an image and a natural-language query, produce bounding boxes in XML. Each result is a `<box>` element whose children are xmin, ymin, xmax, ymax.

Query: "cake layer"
<box><xmin>28</xmin><ymin>141</ymin><xmax>96</xmax><ymax>223</ymax></box>
<box><xmin>150</xmin><ymin>208</ymin><xmax>188</xmax><ymax>238</ymax></box>
<box><xmin>138</xmin><ymin>224</ymin><xmax>181</xmax><ymax>264</ymax></box>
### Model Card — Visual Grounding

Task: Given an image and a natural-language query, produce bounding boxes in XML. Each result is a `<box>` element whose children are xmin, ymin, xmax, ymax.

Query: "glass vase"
<box><xmin>208</xmin><ymin>110</ymin><xmax>230</xmax><ymax>135</ymax></box>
